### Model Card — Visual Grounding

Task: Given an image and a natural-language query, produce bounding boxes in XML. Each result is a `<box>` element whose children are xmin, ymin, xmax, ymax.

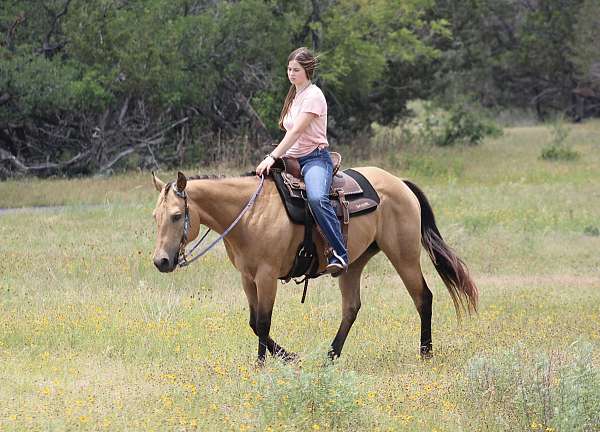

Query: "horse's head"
<box><xmin>151</xmin><ymin>171</ymin><xmax>190</xmax><ymax>272</ymax></box>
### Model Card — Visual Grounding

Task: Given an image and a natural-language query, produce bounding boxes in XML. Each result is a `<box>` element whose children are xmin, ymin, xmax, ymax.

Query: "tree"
<box><xmin>569</xmin><ymin>0</ymin><xmax>600</xmax><ymax>119</ymax></box>
<box><xmin>432</xmin><ymin>0</ymin><xmax>584</xmax><ymax>119</ymax></box>
<box><xmin>1</xmin><ymin>0</ymin><xmax>446</xmax><ymax>176</ymax></box>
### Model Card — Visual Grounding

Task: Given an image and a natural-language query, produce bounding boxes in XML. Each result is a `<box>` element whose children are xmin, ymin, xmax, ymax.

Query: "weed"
<box><xmin>466</xmin><ymin>341</ymin><xmax>600</xmax><ymax>431</ymax></box>
<box><xmin>541</xmin><ymin>145</ymin><xmax>580</xmax><ymax>161</ymax></box>
<box><xmin>257</xmin><ymin>351</ymin><xmax>363</xmax><ymax>431</ymax></box>
<box><xmin>403</xmin><ymin>99</ymin><xmax>501</xmax><ymax>147</ymax></box>
<box><xmin>0</xmin><ymin>121</ymin><xmax>599</xmax><ymax>431</ymax></box>
<box><xmin>541</xmin><ymin>118</ymin><xmax>580</xmax><ymax>161</ymax></box>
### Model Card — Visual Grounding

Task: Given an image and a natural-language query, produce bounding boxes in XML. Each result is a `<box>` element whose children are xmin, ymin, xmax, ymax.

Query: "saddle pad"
<box><xmin>272</xmin><ymin>168</ymin><xmax>380</xmax><ymax>225</ymax></box>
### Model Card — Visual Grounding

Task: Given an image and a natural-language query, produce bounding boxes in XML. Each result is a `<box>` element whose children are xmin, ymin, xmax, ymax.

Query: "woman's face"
<box><xmin>287</xmin><ymin>60</ymin><xmax>308</xmax><ymax>86</ymax></box>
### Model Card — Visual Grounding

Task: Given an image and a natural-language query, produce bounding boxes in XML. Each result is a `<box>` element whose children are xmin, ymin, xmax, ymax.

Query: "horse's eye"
<box><xmin>171</xmin><ymin>214</ymin><xmax>182</xmax><ymax>222</ymax></box>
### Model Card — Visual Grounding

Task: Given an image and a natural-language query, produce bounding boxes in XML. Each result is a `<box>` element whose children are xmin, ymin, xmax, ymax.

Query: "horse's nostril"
<box><xmin>154</xmin><ymin>257</ymin><xmax>171</xmax><ymax>272</ymax></box>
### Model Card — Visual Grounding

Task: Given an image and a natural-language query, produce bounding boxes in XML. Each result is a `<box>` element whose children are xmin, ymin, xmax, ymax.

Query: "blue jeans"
<box><xmin>297</xmin><ymin>148</ymin><xmax>349</xmax><ymax>264</ymax></box>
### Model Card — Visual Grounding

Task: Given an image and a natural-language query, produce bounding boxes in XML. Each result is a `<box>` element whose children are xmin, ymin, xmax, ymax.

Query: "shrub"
<box><xmin>583</xmin><ymin>225</ymin><xmax>599</xmax><ymax>236</ymax></box>
<box><xmin>435</xmin><ymin>104</ymin><xmax>502</xmax><ymax>146</ymax></box>
<box><xmin>465</xmin><ymin>341</ymin><xmax>600</xmax><ymax>431</ymax></box>
<box><xmin>541</xmin><ymin>118</ymin><xmax>579</xmax><ymax>161</ymax></box>
<box><xmin>257</xmin><ymin>352</ymin><xmax>363</xmax><ymax>431</ymax></box>
<box><xmin>404</xmin><ymin>100</ymin><xmax>501</xmax><ymax>147</ymax></box>
<box><xmin>540</xmin><ymin>145</ymin><xmax>579</xmax><ymax>161</ymax></box>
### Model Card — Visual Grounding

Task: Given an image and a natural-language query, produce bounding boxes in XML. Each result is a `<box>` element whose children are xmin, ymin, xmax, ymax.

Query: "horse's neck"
<box><xmin>187</xmin><ymin>177</ymin><xmax>258</xmax><ymax>234</ymax></box>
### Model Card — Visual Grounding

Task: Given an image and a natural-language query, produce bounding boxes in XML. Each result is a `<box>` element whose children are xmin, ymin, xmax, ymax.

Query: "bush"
<box><xmin>541</xmin><ymin>118</ymin><xmax>580</xmax><ymax>161</ymax></box>
<box><xmin>257</xmin><ymin>352</ymin><xmax>363</xmax><ymax>431</ymax></box>
<box><xmin>368</xmin><ymin>100</ymin><xmax>502</xmax><ymax>160</ymax></box>
<box><xmin>436</xmin><ymin>104</ymin><xmax>502</xmax><ymax>146</ymax></box>
<box><xmin>405</xmin><ymin>100</ymin><xmax>501</xmax><ymax>147</ymax></box>
<box><xmin>466</xmin><ymin>341</ymin><xmax>600</xmax><ymax>431</ymax></box>
<box><xmin>541</xmin><ymin>146</ymin><xmax>580</xmax><ymax>161</ymax></box>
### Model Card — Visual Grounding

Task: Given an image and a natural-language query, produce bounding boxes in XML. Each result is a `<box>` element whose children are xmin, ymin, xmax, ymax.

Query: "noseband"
<box><xmin>170</xmin><ymin>175</ymin><xmax>265</xmax><ymax>268</ymax></box>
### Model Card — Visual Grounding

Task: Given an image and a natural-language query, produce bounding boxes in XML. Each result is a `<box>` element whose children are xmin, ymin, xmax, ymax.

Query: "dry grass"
<box><xmin>0</xmin><ymin>121</ymin><xmax>599</xmax><ymax>431</ymax></box>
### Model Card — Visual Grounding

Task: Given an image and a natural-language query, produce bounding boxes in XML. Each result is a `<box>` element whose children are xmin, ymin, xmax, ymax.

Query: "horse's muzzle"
<box><xmin>153</xmin><ymin>254</ymin><xmax>178</xmax><ymax>272</ymax></box>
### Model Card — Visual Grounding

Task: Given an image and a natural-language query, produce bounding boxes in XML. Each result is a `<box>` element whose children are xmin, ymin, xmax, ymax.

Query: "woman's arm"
<box><xmin>271</xmin><ymin>112</ymin><xmax>316</xmax><ymax>158</ymax></box>
<box><xmin>256</xmin><ymin>112</ymin><xmax>316</xmax><ymax>176</ymax></box>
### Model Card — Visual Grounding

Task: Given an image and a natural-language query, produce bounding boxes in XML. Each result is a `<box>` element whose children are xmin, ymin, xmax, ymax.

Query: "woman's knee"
<box><xmin>307</xmin><ymin>192</ymin><xmax>327</xmax><ymax>209</ymax></box>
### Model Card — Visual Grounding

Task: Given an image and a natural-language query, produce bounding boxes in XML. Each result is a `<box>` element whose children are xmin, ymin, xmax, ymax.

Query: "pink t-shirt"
<box><xmin>283</xmin><ymin>84</ymin><xmax>329</xmax><ymax>158</ymax></box>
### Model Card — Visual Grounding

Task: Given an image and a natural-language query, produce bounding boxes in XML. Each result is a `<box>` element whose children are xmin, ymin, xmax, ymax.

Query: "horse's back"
<box><xmin>349</xmin><ymin>166</ymin><xmax>420</xmax><ymax>211</ymax></box>
<box><xmin>350</xmin><ymin>166</ymin><xmax>422</xmax><ymax>255</ymax></box>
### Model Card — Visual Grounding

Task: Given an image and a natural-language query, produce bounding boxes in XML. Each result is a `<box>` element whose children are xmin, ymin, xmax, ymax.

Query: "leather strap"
<box><xmin>282</xmin><ymin>204</ymin><xmax>317</xmax><ymax>281</ymax></box>
<box><xmin>337</xmin><ymin>188</ymin><xmax>350</xmax><ymax>248</ymax></box>
<box><xmin>337</xmin><ymin>189</ymin><xmax>350</xmax><ymax>225</ymax></box>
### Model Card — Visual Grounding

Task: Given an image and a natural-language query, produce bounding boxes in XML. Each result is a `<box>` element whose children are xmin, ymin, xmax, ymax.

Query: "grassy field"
<box><xmin>1</xmin><ymin>121</ymin><xmax>599</xmax><ymax>431</ymax></box>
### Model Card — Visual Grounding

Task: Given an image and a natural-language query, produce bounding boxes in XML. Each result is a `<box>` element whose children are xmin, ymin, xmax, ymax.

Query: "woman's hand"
<box><xmin>256</xmin><ymin>154</ymin><xmax>276</xmax><ymax>177</ymax></box>
<box><xmin>255</xmin><ymin>112</ymin><xmax>314</xmax><ymax>177</ymax></box>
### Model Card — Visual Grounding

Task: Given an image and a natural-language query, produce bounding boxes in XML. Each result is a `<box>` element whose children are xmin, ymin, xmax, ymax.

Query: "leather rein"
<box><xmin>171</xmin><ymin>175</ymin><xmax>265</xmax><ymax>268</ymax></box>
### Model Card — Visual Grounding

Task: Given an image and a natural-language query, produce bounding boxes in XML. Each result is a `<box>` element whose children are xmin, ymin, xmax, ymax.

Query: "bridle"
<box><xmin>171</xmin><ymin>185</ymin><xmax>191</xmax><ymax>263</ymax></box>
<box><xmin>170</xmin><ymin>175</ymin><xmax>265</xmax><ymax>268</ymax></box>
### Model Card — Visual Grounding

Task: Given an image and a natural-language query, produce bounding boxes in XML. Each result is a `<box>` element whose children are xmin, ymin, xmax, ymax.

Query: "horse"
<box><xmin>151</xmin><ymin>167</ymin><xmax>478</xmax><ymax>364</ymax></box>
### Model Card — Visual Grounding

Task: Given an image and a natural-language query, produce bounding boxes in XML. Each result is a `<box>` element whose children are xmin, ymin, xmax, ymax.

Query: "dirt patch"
<box><xmin>477</xmin><ymin>274</ymin><xmax>599</xmax><ymax>287</ymax></box>
<box><xmin>0</xmin><ymin>204</ymin><xmax>105</xmax><ymax>216</ymax></box>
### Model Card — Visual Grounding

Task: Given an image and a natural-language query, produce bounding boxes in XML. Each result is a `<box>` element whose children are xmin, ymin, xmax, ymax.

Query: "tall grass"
<box><xmin>466</xmin><ymin>341</ymin><xmax>600</xmax><ymax>431</ymax></box>
<box><xmin>0</xmin><ymin>121</ymin><xmax>599</xmax><ymax>430</ymax></box>
<box><xmin>257</xmin><ymin>350</ymin><xmax>362</xmax><ymax>431</ymax></box>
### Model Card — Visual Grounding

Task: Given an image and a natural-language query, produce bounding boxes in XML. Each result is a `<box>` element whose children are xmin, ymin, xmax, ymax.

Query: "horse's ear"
<box><xmin>152</xmin><ymin>171</ymin><xmax>165</xmax><ymax>192</ymax></box>
<box><xmin>176</xmin><ymin>171</ymin><xmax>187</xmax><ymax>192</ymax></box>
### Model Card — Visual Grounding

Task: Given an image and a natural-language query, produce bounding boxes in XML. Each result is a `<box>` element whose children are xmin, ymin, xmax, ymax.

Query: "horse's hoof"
<box><xmin>272</xmin><ymin>347</ymin><xmax>298</xmax><ymax>363</ymax></box>
<box><xmin>325</xmin><ymin>349</ymin><xmax>339</xmax><ymax>365</ymax></box>
<box><xmin>281</xmin><ymin>351</ymin><xmax>299</xmax><ymax>363</ymax></box>
<box><xmin>420</xmin><ymin>344</ymin><xmax>433</xmax><ymax>360</ymax></box>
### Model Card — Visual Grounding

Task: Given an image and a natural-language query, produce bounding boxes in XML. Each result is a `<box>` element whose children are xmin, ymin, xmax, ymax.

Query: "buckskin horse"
<box><xmin>151</xmin><ymin>167</ymin><xmax>478</xmax><ymax>364</ymax></box>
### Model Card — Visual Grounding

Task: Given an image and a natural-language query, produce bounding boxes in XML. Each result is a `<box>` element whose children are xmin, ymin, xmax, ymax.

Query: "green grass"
<box><xmin>1</xmin><ymin>121</ymin><xmax>599</xmax><ymax>431</ymax></box>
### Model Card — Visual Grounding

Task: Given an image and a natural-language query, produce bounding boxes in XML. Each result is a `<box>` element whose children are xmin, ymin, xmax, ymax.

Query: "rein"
<box><xmin>173</xmin><ymin>175</ymin><xmax>265</xmax><ymax>268</ymax></box>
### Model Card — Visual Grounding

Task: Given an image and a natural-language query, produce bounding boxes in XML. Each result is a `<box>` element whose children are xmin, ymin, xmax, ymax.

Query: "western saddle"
<box><xmin>271</xmin><ymin>152</ymin><xmax>380</xmax><ymax>302</ymax></box>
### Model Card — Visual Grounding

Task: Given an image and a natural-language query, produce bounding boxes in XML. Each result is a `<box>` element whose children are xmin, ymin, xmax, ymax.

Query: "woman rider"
<box><xmin>255</xmin><ymin>47</ymin><xmax>348</xmax><ymax>275</ymax></box>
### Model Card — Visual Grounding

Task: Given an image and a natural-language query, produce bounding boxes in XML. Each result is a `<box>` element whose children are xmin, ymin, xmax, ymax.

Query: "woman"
<box><xmin>256</xmin><ymin>47</ymin><xmax>348</xmax><ymax>275</ymax></box>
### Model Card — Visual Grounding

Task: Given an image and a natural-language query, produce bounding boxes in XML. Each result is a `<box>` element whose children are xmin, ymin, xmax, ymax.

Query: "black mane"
<box><xmin>187</xmin><ymin>171</ymin><xmax>256</xmax><ymax>180</ymax></box>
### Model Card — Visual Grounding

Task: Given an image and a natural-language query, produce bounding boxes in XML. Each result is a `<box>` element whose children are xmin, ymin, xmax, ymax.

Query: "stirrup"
<box><xmin>325</xmin><ymin>261</ymin><xmax>346</xmax><ymax>277</ymax></box>
<box><xmin>325</xmin><ymin>252</ymin><xmax>348</xmax><ymax>277</ymax></box>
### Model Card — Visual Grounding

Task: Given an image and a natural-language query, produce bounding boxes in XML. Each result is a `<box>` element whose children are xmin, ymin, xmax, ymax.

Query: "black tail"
<box><xmin>403</xmin><ymin>180</ymin><xmax>479</xmax><ymax>315</ymax></box>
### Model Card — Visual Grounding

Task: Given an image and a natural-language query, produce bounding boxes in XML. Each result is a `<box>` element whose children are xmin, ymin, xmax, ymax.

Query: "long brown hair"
<box><xmin>278</xmin><ymin>47</ymin><xmax>319</xmax><ymax>131</ymax></box>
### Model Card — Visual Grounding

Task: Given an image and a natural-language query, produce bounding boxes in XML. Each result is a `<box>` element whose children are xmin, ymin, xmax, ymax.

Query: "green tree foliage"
<box><xmin>570</xmin><ymin>0</ymin><xmax>600</xmax><ymax>90</ymax></box>
<box><xmin>432</xmin><ymin>0</ymin><xmax>584</xmax><ymax>119</ymax></box>
<box><xmin>0</xmin><ymin>0</ymin><xmax>443</xmax><ymax>175</ymax></box>
<box><xmin>0</xmin><ymin>0</ymin><xmax>596</xmax><ymax>176</ymax></box>
<box><xmin>317</xmin><ymin>0</ymin><xmax>450</xmax><ymax>133</ymax></box>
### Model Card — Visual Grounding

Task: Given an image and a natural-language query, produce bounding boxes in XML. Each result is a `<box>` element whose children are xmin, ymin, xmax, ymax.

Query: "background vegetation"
<box><xmin>1</xmin><ymin>121</ymin><xmax>599</xmax><ymax>430</ymax></box>
<box><xmin>1</xmin><ymin>0</ymin><xmax>599</xmax><ymax>177</ymax></box>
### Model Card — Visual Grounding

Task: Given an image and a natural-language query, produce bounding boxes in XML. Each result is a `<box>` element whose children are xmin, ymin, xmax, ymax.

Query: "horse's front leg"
<box><xmin>241</xmin><ymin>275</ymin><xmax>296</xmax><ymax>364</ymax></box>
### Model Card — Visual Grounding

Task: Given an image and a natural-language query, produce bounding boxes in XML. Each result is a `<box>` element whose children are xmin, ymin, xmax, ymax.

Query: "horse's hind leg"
<box><xmin>381</xmin><ymin>248</ymin><xmax>433</xmax><ymax>359</ymax></box>
<box><xmin>329</xmin><ymin>245</ymin><xmax>379</xmax><ymax>359</ymax></box>
<box><xmin>408</xmin><ymin>273</ymin><xmax>433</xmax><ymax>359</ymax></box>
<box><xmin>241</xmin><ymin>276</ymin><xmax>296</xmax><ymax>363</ymax></box>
